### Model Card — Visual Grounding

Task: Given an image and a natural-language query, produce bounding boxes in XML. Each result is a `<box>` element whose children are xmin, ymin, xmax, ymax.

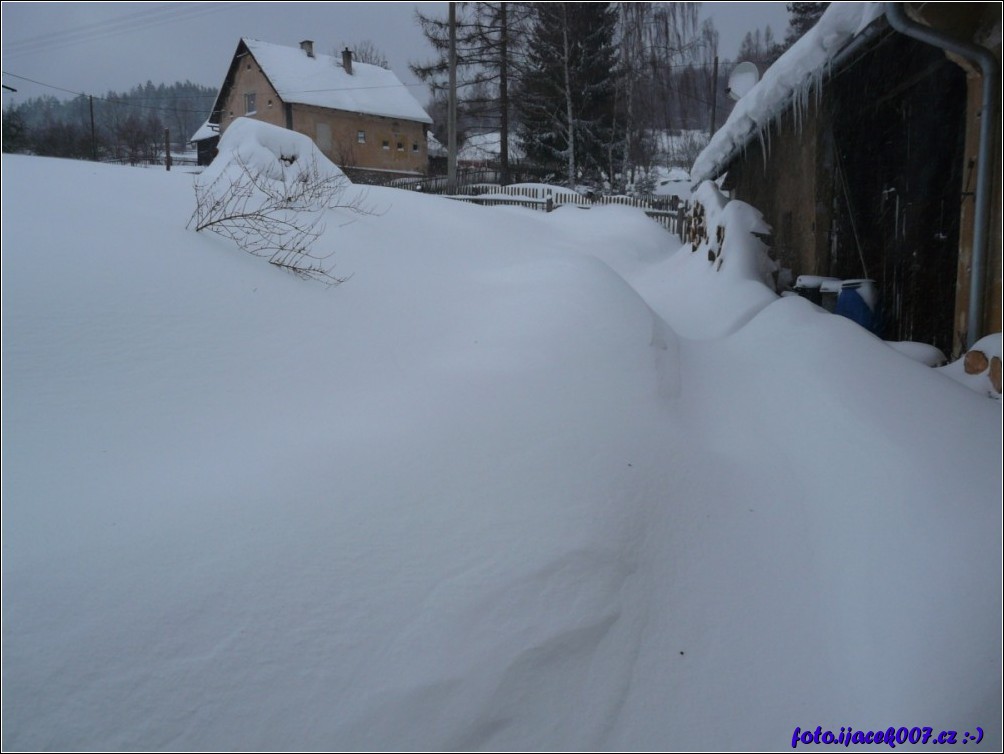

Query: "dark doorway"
<box><xmin>829</xmin><ymin>36</ymin><xmax>966</xmax><ymax>352</ymax></box>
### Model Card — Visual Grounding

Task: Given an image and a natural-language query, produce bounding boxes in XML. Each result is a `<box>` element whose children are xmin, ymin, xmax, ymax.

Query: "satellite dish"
<box><xmin>727</xmin><ymin>61</ymin><xmax>760</xmax><ymax>100</ymax></box>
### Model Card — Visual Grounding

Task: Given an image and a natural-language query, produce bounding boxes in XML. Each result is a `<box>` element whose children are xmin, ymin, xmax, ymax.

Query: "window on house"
<box><xmin>382</xmin><ymin>140</ymin><xmax>389</xmax><ymax>150</ymax></box>
<box><xmin>396</xmin><ymin>142</ymin><xmax>404</xmax><ymax>151</ymax></box>
<box><xmin>267</xmin><ymin>99</ymin><xmax>273</xmax><ymax>109</ymax></box>
<box><xmin>357</xmin><ymin>130</ymin><xmax>366</xmax><ymax>144</ymax></box>
<box><xmin>244</xmin><ymin>92</ymin><xmax>256</xmax><ymax>115</ymax></box>
<box><xmin>412</xmin><ymin>143</ymin><xmax>419</xmax><ymax>152</ymax></box>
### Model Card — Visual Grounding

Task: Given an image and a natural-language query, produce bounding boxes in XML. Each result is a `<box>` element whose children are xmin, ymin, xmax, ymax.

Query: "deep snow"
<box><xmin>2</xmin><ymin>146</ymin><xmax>1000</xmax><ymax>751</ymax></box>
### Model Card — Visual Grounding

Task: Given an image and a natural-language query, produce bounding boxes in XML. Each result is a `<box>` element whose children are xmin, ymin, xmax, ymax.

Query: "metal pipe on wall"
<box><xmin>884</xmin><ymin>2</ymin><xmax>998</xmax><ymax>349</ymax></box>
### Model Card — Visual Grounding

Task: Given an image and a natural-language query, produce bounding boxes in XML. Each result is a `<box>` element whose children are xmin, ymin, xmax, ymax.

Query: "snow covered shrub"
<box><xmin>189</xmin><ymin>118</ymin><xmax>369</xmax><ymax>284</ymax></box>
<box><xmin>632</xmin><ymin>169</ymin><xmax>657</xmax><ymax>196</ymax></box>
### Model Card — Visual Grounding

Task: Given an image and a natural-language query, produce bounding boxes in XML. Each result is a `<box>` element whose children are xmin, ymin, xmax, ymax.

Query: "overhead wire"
<box><xmin>3</xmin><ymin>3</ymin><xmax>247</xmax><ymax>59</ymax></box>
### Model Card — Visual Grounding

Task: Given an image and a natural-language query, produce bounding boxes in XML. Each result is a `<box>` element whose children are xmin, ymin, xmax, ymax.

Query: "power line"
<box><xmin>2</xmin><ymin>72</ymin><xmax>81</xmax><ymax>98</ymax></box>
<box><xmin>3</xmin><ymin>3</ymin><xmax>247</xmax><ymax>59</ymax></box>
<box><xmin>5</xmin><ymin>4</ymin><xmax>199</xmax><ymax>51</ymax></box>
<box><xmin>2</xmin><ymin>69</ymin><xmax>430</xmax><ymax>109</ymax></box>
<box><xmin>1</xmin><ymin>71</ymin><xmax>210</xmax><ymax>116</ymax></box>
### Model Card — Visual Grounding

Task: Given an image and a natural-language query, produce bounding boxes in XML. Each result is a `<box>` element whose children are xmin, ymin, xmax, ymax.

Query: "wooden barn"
<box><xmin>692</xmin><ymin>2</ymin><xmax>1001</xmax><ymax>357</ymax></box>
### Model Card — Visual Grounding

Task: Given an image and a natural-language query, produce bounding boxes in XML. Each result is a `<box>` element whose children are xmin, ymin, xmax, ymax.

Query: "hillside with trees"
<box><xmin>2</xmin><ymin>80</ymin><xmax>216</xmax><ymax>163</ymax></box>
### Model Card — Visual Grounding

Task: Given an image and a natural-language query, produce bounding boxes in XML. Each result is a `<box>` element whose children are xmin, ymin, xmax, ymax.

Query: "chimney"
<box><xmin>342</xmin><ymin>47</ymin><xmax>353</xmax><ymax>75</ymax></box>
<box><xmin>300</xmin><ymin>40</ymin><xmax>314</xmax><ymax>58</ymax></box>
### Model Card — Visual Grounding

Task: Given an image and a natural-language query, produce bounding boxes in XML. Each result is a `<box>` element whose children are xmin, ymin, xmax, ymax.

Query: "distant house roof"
<box><xmin>239</xmin><ymin>38</ymin><xmax>432</xmax><ymax>125</ymax></box>
<box><xmin>189</xmin><ymin>119</ymin><xmax>219</xmax><ymax>143</ymax></box>
<box><xmin>457</xmin><ymin>131</ymin><xmax>525</xmax><ymax>164</ymax></box>
<box><xmin>691</xmin><ymin>2</ymin><xmax>885</xmax><ymax>185</ymax></box>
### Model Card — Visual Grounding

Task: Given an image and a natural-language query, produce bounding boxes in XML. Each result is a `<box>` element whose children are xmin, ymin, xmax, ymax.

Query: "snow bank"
<box><xmin>629</xmin><ymin>181</ymin><xmax>778</xmax><ymax>338</ymax></box>
<box><xmin>887</xmin><ymin>340</ymin><xmax>948</xmax><ymax>367</ymax></box>
<box><xmin>692</xmin><ymin>2</ymin><xmax>885</xmax><ymax>183</ymax></box>
<box><xmin>3</xmin><ymin>154</ymin><xmax>999</xmax><ymax>751</ymax></box>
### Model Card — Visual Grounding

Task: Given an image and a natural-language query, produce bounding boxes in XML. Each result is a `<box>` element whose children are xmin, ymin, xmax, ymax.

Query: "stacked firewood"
<box><xmin>963</xmin><ymin>347</ymin><xmax>1003</xmax><ymax>396</ymax></box>
<box><xmin>688</xmin><ymin>202</ymin><xmax>706</xmax><ymax>253</ymax></box>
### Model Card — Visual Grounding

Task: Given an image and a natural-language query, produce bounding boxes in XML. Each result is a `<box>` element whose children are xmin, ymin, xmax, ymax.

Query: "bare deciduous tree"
<box><xmin>348</xmin><ymin>39</ymin><xmax>391</xmax><ymax>68</ymax></box>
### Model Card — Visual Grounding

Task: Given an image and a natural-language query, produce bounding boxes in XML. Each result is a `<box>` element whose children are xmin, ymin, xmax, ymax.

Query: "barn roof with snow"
<box><xmin>691</xmin><ymin>3</ymin><xmax>885</xmax><ymax>184</ymax></box>
<box><xmin>210</xmin><ymin>38</ymin><xmax>432</xmax><ymax>126</ymax></box>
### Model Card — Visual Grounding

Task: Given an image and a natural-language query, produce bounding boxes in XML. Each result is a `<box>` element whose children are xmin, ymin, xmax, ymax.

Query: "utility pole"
<box><xmin>709</xmin><ymin>55</ymin><xmax>719</xmax><ymax>137</ymax></box>
<box><xmin>164</xmin><ymin>128</ymin><xmax>172</xmax><ymax>171</ymax></box>
<box><xmin>447</xmin><ymin>1</ymin><xmax>457</xmax><ymax>194</ymax></box>
<box><xmin>89</xmin><ymin>95</ymin><xmax>97</xmax><ymax>161</ymax></box>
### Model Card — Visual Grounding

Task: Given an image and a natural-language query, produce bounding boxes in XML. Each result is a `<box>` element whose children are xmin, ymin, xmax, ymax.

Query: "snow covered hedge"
<box><xmin>189</xmin><ymin>118</ymin><xmax>365</xmax><ymax>284</ymax></box>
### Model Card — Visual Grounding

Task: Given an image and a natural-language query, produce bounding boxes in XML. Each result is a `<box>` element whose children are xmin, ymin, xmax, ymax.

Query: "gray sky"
<box><xmin>2</xmin><ymin>2</ymin><xmax>792</xmax><ymax>108</ymax></box>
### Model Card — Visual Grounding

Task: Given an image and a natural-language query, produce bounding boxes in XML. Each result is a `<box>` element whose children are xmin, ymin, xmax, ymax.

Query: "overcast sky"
<box><xmin>2</xmin><ymin>2</ymin><xmax>792</xmax><ymax>108</ymax></box>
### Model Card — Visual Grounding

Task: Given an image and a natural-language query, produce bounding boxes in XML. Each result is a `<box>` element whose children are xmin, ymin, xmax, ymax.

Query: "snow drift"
<box><xmin>190</xmin><ymin>118</ymin><xmax>354</xmax><ymax>282</ymax></box>
<box><xmin>2</xmin><ymin>147</ymin><xmax>1000</xmax><ymax>751</ymax></box>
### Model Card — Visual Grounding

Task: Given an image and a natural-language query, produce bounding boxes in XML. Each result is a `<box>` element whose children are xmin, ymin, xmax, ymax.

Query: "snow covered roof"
<box><xmin>189</xmin><ymin>119</ymin><xmax>219</xmax><ymax>143</ymax></box>
<box><xmin>426</xmin><ymin>130</ymin><xmax>446</xmax><ymax>158</ymax></box>
<box><xmin>691</xmin><ymin>2</ymin><xmax>886</xmax><ymax>184</ymax></box>
<box><xmin>241</xmin><ymin>38</ymin><xmax>432</xmax><ymax>124</ymax></box>
<box><xmin>457</xmin><ymin>131</ymin><xmax>525</xmax><ymax>163</ymax></box>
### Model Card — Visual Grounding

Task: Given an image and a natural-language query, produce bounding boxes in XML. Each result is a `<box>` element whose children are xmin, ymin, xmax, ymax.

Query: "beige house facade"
<box><xmin>211</xmin><ymin>39</ymin><xmax>432</xmax><ymax>175</ymax></box>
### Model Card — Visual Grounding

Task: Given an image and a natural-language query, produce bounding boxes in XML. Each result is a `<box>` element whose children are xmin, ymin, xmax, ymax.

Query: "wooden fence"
<box><xmin>443</xmin><ymin>185</ymin><xmax>691</xmax><ymax>237</ymax></box>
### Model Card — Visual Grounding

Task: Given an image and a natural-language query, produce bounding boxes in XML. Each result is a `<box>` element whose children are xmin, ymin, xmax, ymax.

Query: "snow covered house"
<box><xmin>208</xmin><ymin>38</ymin><xmax>433</xmax><ymax>178</ymax></box>
<box><xmin>692</xmin><ymin>3</ymin><xmax>1001</xmax><ymax>357</ymax></box>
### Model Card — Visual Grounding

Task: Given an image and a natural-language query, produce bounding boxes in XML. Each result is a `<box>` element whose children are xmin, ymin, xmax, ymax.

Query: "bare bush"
<box><xmin>188</xmin><ymin>152</ymin><xmax>370</xmax><ymax>285</ymax></box>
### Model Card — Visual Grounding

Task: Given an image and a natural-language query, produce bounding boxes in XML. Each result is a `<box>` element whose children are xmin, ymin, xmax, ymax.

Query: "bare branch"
<box><xmin>189</xmin><ymin>151</ymin><xmax>370</xmax><ymax>286</ymax></box>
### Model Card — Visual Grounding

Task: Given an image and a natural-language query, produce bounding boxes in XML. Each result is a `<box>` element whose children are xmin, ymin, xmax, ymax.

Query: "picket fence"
<box><xmin>443</xmin><ymin>184</ymin><xmax>691</xmax><ymax>236</ymax></box>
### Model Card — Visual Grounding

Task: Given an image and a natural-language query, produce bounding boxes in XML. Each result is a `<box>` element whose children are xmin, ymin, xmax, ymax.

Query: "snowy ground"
<box><xmin>2</xmin><ymin>145</ymin><xmax>1000</xmax><ymax>751</ymax></box>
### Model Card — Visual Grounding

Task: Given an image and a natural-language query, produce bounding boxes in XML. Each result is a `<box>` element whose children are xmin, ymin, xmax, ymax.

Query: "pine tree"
<box><xmin>738</xmin><ymin>24</ymin><xmax>784</xmax><ymax>70</ymax></box>
<box><xmin>783</xmin><ymin>2</ymin><xmax>830</xmax><ymax>48</ymax></box>
<box><xmin>517</xmin><ymin>2</ymin><xmax>618</xmax><ymax>186</ymax></box>
<box><xmin>412</xmin><ymin>2</ymin><xmax>530</xmax><ymax>183</ymax></box>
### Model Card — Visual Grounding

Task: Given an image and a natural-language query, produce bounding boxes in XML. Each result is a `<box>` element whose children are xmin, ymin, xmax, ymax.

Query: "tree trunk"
<box><xmin>499</xmin><ymin>2</ymin><xmax>510</xmax><ymax>185</ymax></box>
<box><xmin>562</xmin><ymin>6</ymin><xmax>575</xmax><ymax>188</ymax></box>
